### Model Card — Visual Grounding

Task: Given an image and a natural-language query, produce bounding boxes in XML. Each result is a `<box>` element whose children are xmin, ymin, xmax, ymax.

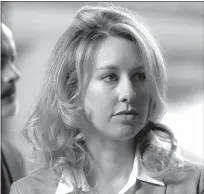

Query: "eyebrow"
<box><xmin>95</xmin><ymin>65</ymin><xmax>144</xmax><ymax>72</ymax></box>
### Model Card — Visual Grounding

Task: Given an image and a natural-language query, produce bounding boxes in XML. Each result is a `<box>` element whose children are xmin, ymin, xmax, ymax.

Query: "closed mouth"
<box><xmin>114</xmin><ymin>110</ymin><xmax>139</xmax><ymax>116</ymax></box>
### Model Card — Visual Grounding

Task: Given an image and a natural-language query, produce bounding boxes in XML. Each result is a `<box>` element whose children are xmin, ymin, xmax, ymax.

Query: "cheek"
<box><xmin>84</xmin><ymin>82</ymin><xmax>114</xmax><ymax>121</ymax></box>
<box><xmin>136</xmin><ymin>89</ymin><xmax>150</xmax><ymax>113</ymax></box>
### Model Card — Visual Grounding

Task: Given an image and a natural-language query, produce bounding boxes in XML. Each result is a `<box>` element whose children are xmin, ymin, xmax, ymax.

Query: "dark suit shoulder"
<box><xmin>2</xmin><ymin>139</ymin><xmax>26</xmax><ymax>181</ymax></box>
<box><xmin>10</xmin><ymin>167</ymin><xmax>61</xmax><ymax>194</ymax></box>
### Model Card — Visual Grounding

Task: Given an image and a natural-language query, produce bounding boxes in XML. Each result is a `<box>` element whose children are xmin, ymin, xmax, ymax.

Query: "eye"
<box><xmin>101</xmin><ymin>73</ymin><xmax>118</xmax><ymax>83</ymax></box>
<box><xmin>133</xmin><ymin>72</ymin><xmax>146</xmax><ymax>82</ymax></box>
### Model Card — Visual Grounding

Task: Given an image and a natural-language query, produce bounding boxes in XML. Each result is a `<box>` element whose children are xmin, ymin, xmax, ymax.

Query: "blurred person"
<box><xmin>10</xmin><ymin>5</ymin><xmax>203</xmax><ymax>194</ymax></box>
<box><xmin>1</xmin><ymin>23</ymin><xmax>26</xmax><ymax>194</ymax></box>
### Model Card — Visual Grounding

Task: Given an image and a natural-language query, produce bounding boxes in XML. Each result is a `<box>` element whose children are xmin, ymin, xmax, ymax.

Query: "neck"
<box><xmin>85</xmin><ymin>134</ymin><xmax>136</xmax><ymax>183</ymax></box>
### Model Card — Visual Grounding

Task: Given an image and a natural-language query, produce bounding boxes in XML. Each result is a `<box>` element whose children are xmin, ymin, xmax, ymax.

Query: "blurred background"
<box><xmin>2</xmin><ymin>2</ymin><xmax>204</xmax><ymax>171</ymax></box>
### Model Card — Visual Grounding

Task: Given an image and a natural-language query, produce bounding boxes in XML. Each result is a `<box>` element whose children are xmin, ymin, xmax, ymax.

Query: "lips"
<box><xmin>113</xmin><ymin>109</ymin><xmax>139</xmax><ymax>121</ymax></box>
<box><xmin>1</xmin><ymin>84</ymin><xmax>16</xmax><ymax>99</ymax></box>
<box><xmin>114</xmin><ymin>110</ymin><xmax>139</xmax><ymax>116</ymax></box>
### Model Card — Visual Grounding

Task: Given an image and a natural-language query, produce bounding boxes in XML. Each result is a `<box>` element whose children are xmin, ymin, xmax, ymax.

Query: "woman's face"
<box><xmin>83</xmin><ymin>36</ymin><xmax>150</xmax><ymax>141</ymax></box>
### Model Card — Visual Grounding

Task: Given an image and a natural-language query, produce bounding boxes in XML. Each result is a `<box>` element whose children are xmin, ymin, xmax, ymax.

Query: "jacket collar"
<box><xmin>55</xmin><ymin>154</ymin><xmax>165</xmax><ymax>194</ymax></box>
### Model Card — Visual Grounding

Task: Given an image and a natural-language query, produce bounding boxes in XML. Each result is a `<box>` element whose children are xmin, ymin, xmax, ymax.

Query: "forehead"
<box><xmin>1</xmin><ymin>31</ymin><xmax>16</xmax><ymax>59</ymax></box>
<box><xmin>94</xmin><ymin>36</ymin><xmax>143</xmax><ymax>71</ymax></box>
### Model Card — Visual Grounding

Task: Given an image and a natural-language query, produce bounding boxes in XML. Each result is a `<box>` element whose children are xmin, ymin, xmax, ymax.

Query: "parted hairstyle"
<box><xmin>23</xmin><ymin>4</ymin><xmax>183</xmax><ymax>190</ymax></box>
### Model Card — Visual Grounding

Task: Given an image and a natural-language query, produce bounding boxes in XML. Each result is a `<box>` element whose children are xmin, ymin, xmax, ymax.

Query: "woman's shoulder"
<box><xmin>182</xmin><ymin>149</ymin><xmax>204</xmax><ymax>164</ymax></box>
<box><xmin>10</xmin><ymin>167</ymin><xmax>61</xmax><ymax>194</ymax></box>
<box><xmin>181</xmin><ymin>150</ymin><xmax>204</xmax><ymax>182</ymax></box>
<box><xmin>163</xmin><ymin>156</ymin><xmax>204</xmax><ymax>193</ymax></box>
<box><xmin>182</xmin><ymin>158</ymin><xmax>204</xmax><ymax>175</ymax></box>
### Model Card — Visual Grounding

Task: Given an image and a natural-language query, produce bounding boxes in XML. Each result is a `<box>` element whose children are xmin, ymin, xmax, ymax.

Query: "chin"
<box><xmin>1</xmin><ymin>100</ymin><xmax>18</xmax><ymax>118</ymax></box>
<box><xmin>113</xmin><ymin>123</ymin><xmax>146</xmax><ymax>141</ymax></box>
<box><xmin>108</xmin><ymin>126</ymin><xmax>138</xmax><ymax>141</ymax></box>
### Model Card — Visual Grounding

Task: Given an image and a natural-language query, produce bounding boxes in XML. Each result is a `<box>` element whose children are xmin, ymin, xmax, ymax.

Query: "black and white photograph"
<box><xmin>1</xmin><ymin>2</ymin><xmax>204</xmax><ymax>194</ymax></box>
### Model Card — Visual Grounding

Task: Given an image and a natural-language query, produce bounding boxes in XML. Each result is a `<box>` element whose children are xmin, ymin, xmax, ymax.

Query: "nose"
<box><xmin>118</xmin><ymin>76</ymin><xmax>136</xmax><ymax>103</ymax></box>
<box><xmin>2</xmin><ymin>63</ymin><xmax>21</xmax><ymax>83</ymax></box>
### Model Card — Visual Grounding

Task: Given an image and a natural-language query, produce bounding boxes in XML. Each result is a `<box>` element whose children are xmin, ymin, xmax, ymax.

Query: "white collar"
<box><xmin>55</xmin><ymin>154</ymin><xmax>165</xmax><ymax>194</ymax></box>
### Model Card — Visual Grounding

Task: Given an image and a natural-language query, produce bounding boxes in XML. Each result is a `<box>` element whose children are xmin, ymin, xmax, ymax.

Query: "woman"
<box><xmin>10</xmin><ymin>5</ymin><xmax>203</xmax><ymax>194</ymax></box>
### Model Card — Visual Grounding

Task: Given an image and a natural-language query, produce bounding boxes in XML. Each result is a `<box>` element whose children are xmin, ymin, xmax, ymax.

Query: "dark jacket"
<box><xmin>1</xmin><ymin>139</ymin><xmax>26</xmax><ymax>194</ymax></box>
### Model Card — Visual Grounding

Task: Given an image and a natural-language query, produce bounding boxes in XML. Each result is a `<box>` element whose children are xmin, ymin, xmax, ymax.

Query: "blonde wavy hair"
<box><xmin>23</xmin><ymin>4</ymin><xmax>183</xmax><ymax>189</ymax></box>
